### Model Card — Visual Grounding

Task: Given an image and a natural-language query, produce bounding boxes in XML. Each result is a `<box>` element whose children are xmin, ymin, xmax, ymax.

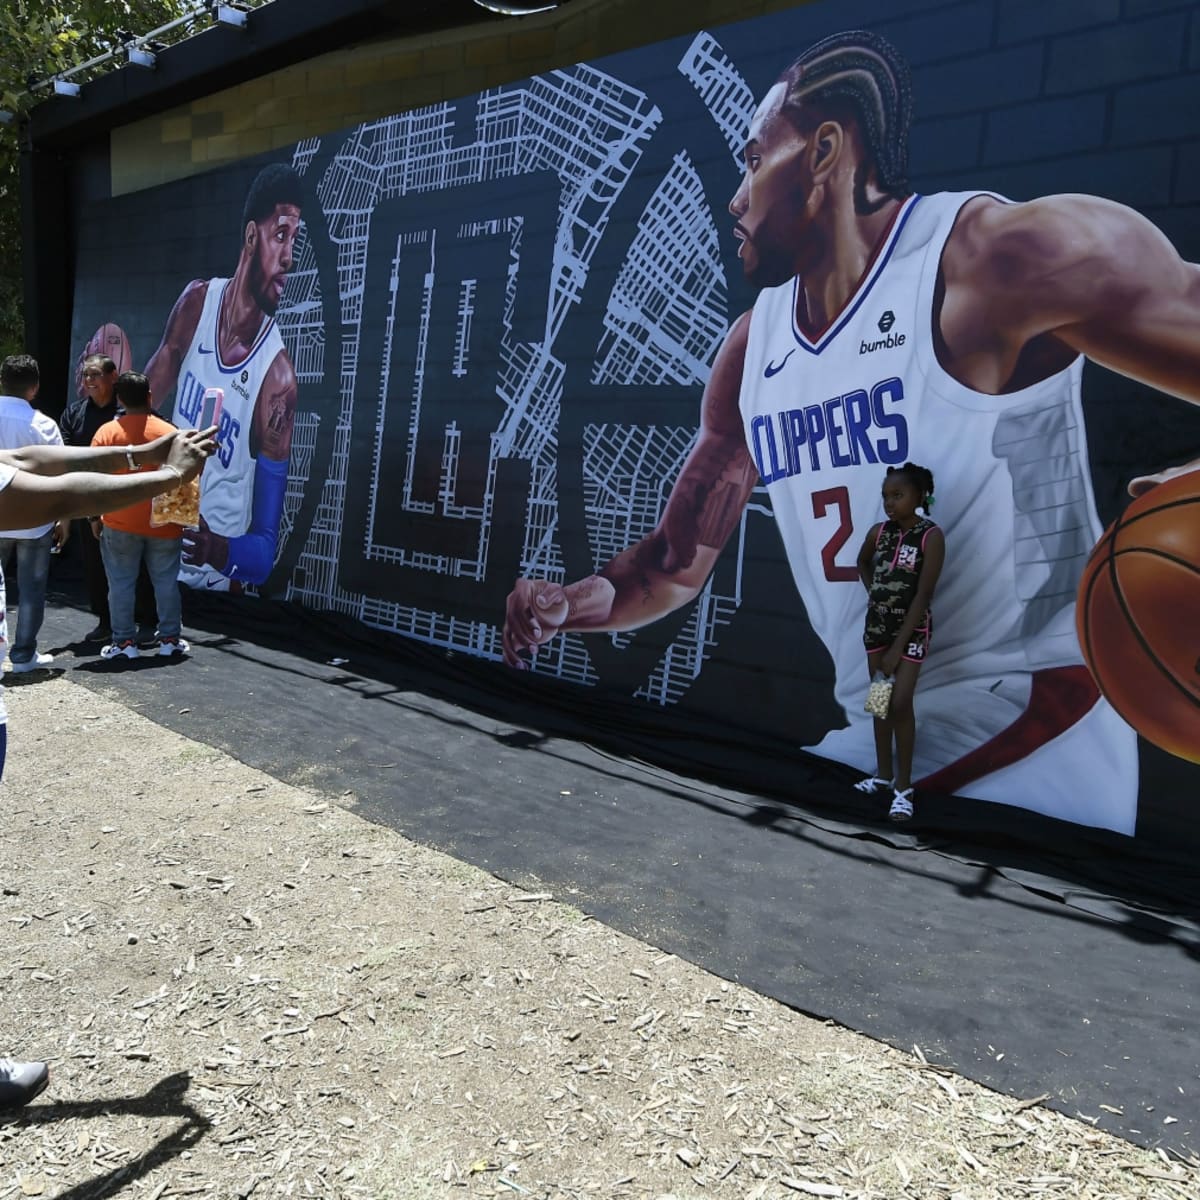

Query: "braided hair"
<box><xmin>777</xmin><ymin>30</ymin><xmax>913</xmax><ymax>214</ymax></box>
<box><xmin>886</xmin><ymin>462</ymin><xmax>936</xmax><ymax>513</ymax></box>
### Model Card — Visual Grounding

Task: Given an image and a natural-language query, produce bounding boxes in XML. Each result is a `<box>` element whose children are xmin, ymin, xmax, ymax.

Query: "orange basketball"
<box><xmin>1076</xmin><ymin>469</ymin><xmax>1200</xmax><ymax>764</ymax></box>
<box><xmin>75</xmin><ymin>322</ymin><xmax>133</xmax><ymax>398</ymax></box>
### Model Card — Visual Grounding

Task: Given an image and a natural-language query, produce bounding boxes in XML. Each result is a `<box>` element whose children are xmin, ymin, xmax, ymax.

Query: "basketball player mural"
<box><xmin>503</xmin><ymin>31</ymin><xmax>1200</xmax><ymax>835</ymax></box>
<box><xmin>144</xmin><ymin>163</ymin><xmax>303</xmax><ymax>591</ymax></box>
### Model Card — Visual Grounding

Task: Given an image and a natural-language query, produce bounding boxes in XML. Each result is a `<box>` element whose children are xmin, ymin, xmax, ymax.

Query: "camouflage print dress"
<box><xmin>863</xmin><ymin>516</ymin><xmax>936</xmax><ymax>662</ymax></box>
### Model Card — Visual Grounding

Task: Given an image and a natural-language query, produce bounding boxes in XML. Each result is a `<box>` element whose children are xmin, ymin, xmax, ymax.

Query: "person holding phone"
<box><xmin>90</xmin><ymin>372</ymin><xmax>193</xmax><ymax>658</ymax></box>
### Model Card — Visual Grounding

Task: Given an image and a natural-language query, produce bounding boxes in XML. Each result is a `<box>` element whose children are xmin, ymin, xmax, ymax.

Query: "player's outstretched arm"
<box><xmin>145</xmin><ymin>280</ymin><xmax>208</xmax><ymax>410</ymax></box>
<box><xmin>952</xmin><ymin>194</ymin><xmax>1200</xmax><ymax>403</ymax></box>
<box><xmin>502</xmin><ymin>313</ymin><xmax>757</xmax><ymax>668</ymax></box>
<box><xmin>185</xmin><ymin>352</ymin><xmax>298</xmax><ymax>582</ymax></box>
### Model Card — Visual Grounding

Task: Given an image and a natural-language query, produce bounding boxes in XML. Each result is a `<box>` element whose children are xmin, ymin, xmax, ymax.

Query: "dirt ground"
<box><xmin>0</xmin><ymin>675</ymin><xmax>1196</xmax><ymax>1200</ymax></box>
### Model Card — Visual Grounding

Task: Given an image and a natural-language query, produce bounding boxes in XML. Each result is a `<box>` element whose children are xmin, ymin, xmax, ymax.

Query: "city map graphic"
<box><xmin>272</xmin><ymin>33</ymin><xmax>759</xmax><ymax>702</ymax></box>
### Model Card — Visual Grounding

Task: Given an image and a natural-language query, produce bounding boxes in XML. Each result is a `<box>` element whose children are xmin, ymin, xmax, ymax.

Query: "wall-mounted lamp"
<box><xmin>216</xmin><ymin>4</ymin><xmax>248</xmax><ymax>28</ymax></box>
<box><xmin>53</xmin><ymin>79</ymin><xmax>82</xmax><ymax>97</ymax></box>
<box><xmin>127</xmin><ymin>45</ymin><xmax>157</xmax><ymax>69</ymax></box>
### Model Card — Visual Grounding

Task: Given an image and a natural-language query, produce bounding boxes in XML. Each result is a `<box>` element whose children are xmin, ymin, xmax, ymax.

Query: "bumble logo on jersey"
<box><xmin>750</xmin><ymin>375</ymin><xmax>909</xmax><ymax>483</ymax></box>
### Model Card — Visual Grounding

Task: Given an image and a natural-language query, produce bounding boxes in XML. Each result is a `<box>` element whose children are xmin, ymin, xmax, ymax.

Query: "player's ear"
<box><xmin>809</xmin><ymin>120</ymin><xmax>843</xmax><ymax>181</ymax></box>
<box><xmin>244</xmin><ymin>220</ymin><xmax>257</xmax><ymax>249</ymax></box>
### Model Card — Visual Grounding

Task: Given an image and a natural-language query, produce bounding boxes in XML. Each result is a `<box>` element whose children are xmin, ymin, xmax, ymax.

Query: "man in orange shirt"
<box><xmin>91</xmin><ymin>372</ymin><xmax>190</xmax><ymax>660</ymax></box>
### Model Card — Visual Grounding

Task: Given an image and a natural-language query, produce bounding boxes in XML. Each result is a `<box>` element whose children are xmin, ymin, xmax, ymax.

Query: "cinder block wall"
<box><xmin>110</xmin><ymin>0</ymin><xmax>809</xmax><ymax>194</ymax></box>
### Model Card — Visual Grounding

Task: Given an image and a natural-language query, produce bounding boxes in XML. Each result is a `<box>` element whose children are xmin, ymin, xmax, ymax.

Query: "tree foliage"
<box><xmin>0</xmin><ymin>2</ymin><xmax>208</xmax><ymax>357</ymax></box>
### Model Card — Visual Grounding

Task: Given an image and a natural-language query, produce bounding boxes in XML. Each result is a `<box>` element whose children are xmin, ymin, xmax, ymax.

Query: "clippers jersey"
<box><xmin>173</xmin><ymin>278</ymin><xmax>284</xmax><ymax>589</ymax></box>
<box><xmin>738</xmin><ymin>191</ymin><xmax>1137</xmax><ymax>832</ymax></box>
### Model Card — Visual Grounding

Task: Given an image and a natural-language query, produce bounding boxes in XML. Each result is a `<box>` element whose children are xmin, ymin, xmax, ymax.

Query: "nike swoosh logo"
<box><xmin>764</xmin><ymin>349</ymin><xmax>795</xmax><ymax>378</ymax></box>
<box><xmin>198</xmin><ymin>345</ymin><xmax>215</xmax><ymax>355</ymax></box>
<box><xmin>205</xmin><ymin>578</ymin><xmax>225</xmax><ymax>589</ymax></box>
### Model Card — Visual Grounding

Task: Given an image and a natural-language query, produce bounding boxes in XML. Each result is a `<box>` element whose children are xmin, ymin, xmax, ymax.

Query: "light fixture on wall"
<box><xmin>215</xmin><ymin>4</ymin><xmax>248</xmax><ymax>28</ymax></box>
<box><xmin>127</xmin><ymin>40</ymin><xmax>164</xmax><ymax>69</ymax></box>
<box><xmin>53</xmin><ymin>79</ymin><xmax>82</xmax><ymax>97</ymax></box>
<box><xmin>471</xmin><ymin>1</ymin><xmax>562</xmax><ymax>13</ymax></box>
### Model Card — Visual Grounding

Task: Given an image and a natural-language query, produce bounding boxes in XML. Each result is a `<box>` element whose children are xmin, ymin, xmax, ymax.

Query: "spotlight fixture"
<box><xmin>127</xmin><ymin>44</ymin><xmax>157</xmax><ymax>69</ymax></box>
<box><xmin>216</xmin><ymin>4</ymin><xmax>248</xmax><ymax>28</ymax></box>
<box><xmin>53</xmin><ymin>79</ymin><xmax>82</xmax><ymax>97</ymax></box>
<box><xmin>472</xmin><ymin>0</ymin><xmax>560</xmax><ymax>13</ymax></box>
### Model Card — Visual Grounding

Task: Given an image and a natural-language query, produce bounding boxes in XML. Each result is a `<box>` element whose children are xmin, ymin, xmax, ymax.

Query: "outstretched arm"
<box><xmin>946</xmin><ymin>193</ymin><xmax>1200</xmax><ymax>403</ymax></box>
<box><xmin>183</xmin><ymin>351</ymin><xmax>297</xmax><ymax>583</ymax></box>
<box><xmin>0</xmin><ymin>429</ymin><xmax>218</xmax><ymax>529</ymax></box>
<box><xmin>5</xmin><ymin>432</ymin><xmax>197</xmax><ymax>477</ymax></box>
<box><xmin>145</xmin><ymin>280</ymin><xmax>207</xmax><ymax>411</ymax></box>
<box><xmin>503</xmin><ymin>312</ymin><xmax>758</xmax><ymax>666</ymax></box>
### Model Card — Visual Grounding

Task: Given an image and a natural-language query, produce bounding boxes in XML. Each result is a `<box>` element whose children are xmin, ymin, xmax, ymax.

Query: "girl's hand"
<box><xmin>880</xmin><ymin>646</ymin><xmax>902</xmax><ymax>678</ymax></box>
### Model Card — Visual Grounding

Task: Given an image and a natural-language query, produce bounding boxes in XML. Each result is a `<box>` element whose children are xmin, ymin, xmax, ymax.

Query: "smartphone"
<box><xmin>200</xmin><ymin>387</ymin><xmax>224</xmax><ymax>430</ymax></box>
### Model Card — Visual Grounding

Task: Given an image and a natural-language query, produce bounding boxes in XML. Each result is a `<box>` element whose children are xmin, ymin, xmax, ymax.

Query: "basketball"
<box><xmin>1076</xmin><ymin>469</ymin><xmax>1200</xmax><ymax>764</ymax></box>
<box><xmin>75</xmin><ymin>322</ymin><xmax>133</xmax><ymax>398</ymax></box>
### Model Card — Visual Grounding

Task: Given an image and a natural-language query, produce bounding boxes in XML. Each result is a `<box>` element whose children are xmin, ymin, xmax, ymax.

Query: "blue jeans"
<box><xmin>0</xmin><ymin>531</ymin><xmax>54</xmax><ymax>665</ymax></box>
<box><xmin>99</xmin><ymin>528</ymin><xmax>183</xmax><ymax>643</ymax></box>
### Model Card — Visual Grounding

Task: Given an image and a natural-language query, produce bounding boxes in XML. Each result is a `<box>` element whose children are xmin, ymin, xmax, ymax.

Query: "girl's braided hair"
<box><xmin>886</xmin><ymin>462</ymin><xmax>936</xmax><ymax>512</ymax></box>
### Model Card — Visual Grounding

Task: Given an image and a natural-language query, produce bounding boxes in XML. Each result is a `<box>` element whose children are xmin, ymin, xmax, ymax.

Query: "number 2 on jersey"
<box><xmin>811</xmin><ymin>485</ymin><xmax>859</xmax><ymax>582</ymax></box>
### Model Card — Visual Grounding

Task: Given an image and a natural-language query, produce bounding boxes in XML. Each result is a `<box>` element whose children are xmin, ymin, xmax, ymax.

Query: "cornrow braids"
<box><xmin>778</xmin><ymin>30</ymin><xmax>913</xmax><ymax>214</ymax></box>
<box><xmin>887</xmin><ymin>462</ymin><xmax>936</xmax><ymax>512</ymax></box>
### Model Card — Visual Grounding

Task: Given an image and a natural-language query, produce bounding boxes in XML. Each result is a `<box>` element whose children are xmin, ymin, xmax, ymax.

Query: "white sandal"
<box><xmin>889</xmin><ymin>787</ymin><xmax>914</xmax><ymax>822</ymax></box>
<box><xmin>854</xmin><ymin>775</ymin><xmax>892</xmax><ymax>795</ymax></box>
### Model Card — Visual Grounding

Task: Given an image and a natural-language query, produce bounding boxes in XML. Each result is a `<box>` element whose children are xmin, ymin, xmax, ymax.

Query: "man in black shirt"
<box><xmin>59</xmin><ymin>354</ymin><xmax>155</xmax><ymax>640</ymax></box>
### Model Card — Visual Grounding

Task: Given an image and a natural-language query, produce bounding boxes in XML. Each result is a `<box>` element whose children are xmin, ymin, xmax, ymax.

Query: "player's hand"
<box><xmin>182</xmin><ymin>515</ymin><xmax>230</xmax><ymax>572</ymax></box>
<box><xmin>502</xmin><ymin>578</ymin><xmax>570</xmax><ymax>668</ymax></box>
<box><xmin>1127</xmin><ymin>460</ymin><xmax>1200</xmax><ymax>498</ymax></box>
<box><xmin>166</xmin><ymin>426</ymin><xmax>220</xmax><ymax>482</ymax></box>
<box><xmin>880</xmin><ymin>647</ymin><xmax>902</xmax><ymax>678</ymax></box>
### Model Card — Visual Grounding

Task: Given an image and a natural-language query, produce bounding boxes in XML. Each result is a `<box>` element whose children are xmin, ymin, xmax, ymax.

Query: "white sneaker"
<box><xmin>0</xmin><ymin>1058</ymin><xmax>49</xmax><ymax>1109</ymax></box>
<box><xmin>157</xmin><ymin>637</ymin><xmax>190</xmax><ymax>657</ymax></box>
<box><xmin>100</xmin><ymin>640</ymin><xmax>139</xmax><ymax>660</ymax></box>
<box><xmin>9</xmin><ymin>653</ymin><xmax>54</xmax><ymax>673</ymax></box>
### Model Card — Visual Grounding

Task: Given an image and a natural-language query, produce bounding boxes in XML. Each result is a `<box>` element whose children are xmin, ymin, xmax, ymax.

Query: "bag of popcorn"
<box><xmin>864</xmin><ymin>671</ymin><xmax>894</xmax><ymax>719</ymax></box>
<box><xmin>150</xmin><ymin>476</ymin><xmax>201</xmax><ymax>528</ymax></box>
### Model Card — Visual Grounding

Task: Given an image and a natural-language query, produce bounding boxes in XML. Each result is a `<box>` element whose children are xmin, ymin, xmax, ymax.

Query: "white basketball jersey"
<box><xmin>738</xmin><ymin>191</ymin><xmax>1123</xmax><ymax>789</ymax></box>
<box><xmin>174</xmin><ymin>278</ymin><xmax>283</xmax><ymax>576</ymax></box>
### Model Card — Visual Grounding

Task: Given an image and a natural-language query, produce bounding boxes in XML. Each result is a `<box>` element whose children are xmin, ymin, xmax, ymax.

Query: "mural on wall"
<box><xmin>70</xmin><ymin>0</ymin><xmax>1200</xmax><ymax>840</ymax></box>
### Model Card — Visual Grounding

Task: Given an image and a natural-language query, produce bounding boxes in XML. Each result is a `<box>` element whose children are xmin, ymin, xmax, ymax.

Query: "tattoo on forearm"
<box><xmin>696</xmin><ymin>454</ymin><xmax>755</xmax><ymax>548</ymax></box>
<box><xmin>633</xmin><ymin>543</ymin><xmax>655</xmax><ymax>603</ymax></box>
<box><xmin>567</xmin><ymin>575</ymin><xmax>597</xmax><ymax>618</ymax></box>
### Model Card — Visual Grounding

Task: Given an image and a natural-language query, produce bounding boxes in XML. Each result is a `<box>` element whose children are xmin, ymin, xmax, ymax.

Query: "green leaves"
<box><xmin>0</xmin><ymin>1</ymin><xmax>269</xmax><ymax>355</ymax></box>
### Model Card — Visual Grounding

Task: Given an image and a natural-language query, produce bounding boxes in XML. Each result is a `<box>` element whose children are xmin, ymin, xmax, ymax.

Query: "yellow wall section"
<box><xmin>110</xmin><ymin>0</ymin><xmax>810</xmax><ymax>196</ymax></box>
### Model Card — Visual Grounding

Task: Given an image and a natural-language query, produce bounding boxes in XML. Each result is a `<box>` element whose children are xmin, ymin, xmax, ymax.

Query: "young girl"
<box><xmin>853</xmin><ymin>462</ymin><xmax>945</xmax><ymax>821</ymax></box>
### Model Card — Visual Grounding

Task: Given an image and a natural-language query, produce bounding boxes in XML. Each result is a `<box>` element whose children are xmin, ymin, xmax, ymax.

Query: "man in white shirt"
<box><xmin>0</xmin><ymin>356</ymin><xmax>69</xmax><ymax>672</ymax></box>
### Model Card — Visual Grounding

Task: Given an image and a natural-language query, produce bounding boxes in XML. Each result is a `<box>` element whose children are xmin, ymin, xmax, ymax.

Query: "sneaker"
<box><xmin>157</xmin><ymin>637</ymin><xmax>190</xmax><ymax>657</ymax></box>
<box><xmin>0</xmin><ymin>1058</ymin><xmax>49</xmax><ymax>1109</ymax></box>
<box><xmin>9</xmin><ymin>653</ymin><xmax>54</xmax><ymax>674</ymax></box>
<box><xmin>100</xmin><ymin>639</ymin><xmax>139</xmax><ymax>661</ymax></box>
